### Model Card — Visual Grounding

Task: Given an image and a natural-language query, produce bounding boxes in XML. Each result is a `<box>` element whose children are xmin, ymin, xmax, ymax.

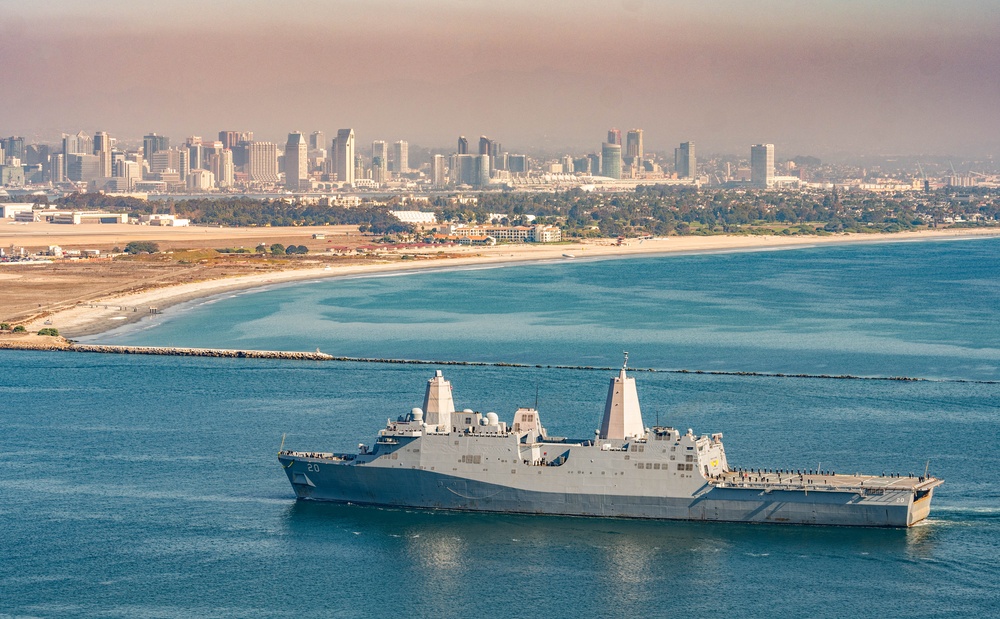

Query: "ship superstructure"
<box><xmin>279</xmin><ymin>362</ymin><xmax>942</xmax><ymax>527</ymax></box>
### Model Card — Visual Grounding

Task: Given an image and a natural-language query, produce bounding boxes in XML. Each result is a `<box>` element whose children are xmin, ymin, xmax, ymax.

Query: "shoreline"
<box><xmin>12</xmin><ymin>228</ymin><xmax>1000</xmax><ymax>339</ymax></box>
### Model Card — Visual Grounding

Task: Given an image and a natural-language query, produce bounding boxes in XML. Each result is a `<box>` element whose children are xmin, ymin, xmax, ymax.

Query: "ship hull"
<box><xmin>280</xmin><ymin>456</ymin><xmax>930</xmax><ymax>528</ymax></box>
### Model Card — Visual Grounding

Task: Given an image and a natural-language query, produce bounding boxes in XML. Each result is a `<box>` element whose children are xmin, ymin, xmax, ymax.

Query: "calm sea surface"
<box><xmin>3</xmin><ymin>237</ymin><xmax>999</xmax><ymax>618</ymax></box>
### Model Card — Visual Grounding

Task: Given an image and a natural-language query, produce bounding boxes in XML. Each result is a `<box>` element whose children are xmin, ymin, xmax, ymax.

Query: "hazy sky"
<box><xmin>1</xmin><ymin>0</ymin><xmax>998</xmax><ymax>157</ymax></box>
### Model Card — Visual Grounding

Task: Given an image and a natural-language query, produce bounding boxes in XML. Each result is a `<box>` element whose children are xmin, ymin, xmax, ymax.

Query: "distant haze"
<box><xmin>2</xmin><ymin>0</ymin><xmax>998</xmax><ymax>157</ymax></box>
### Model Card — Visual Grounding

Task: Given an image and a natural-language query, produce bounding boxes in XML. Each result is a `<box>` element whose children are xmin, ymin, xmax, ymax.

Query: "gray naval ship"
<box><xmin>279</xmin><ymin>360</ymin><xmax>943</xmax><ymax>527</ymax></box>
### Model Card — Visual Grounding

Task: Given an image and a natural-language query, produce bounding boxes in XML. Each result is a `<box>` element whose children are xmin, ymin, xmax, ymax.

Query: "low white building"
<box><xmin>141</xmin><ymin>214</ymin><xmax>189</xmax><ymax>227</ymax></box>
<box><xmin>0</xmin><ymin>203</ymin><xmax>35</xmax><ymax>218</ymax></box>
<box><xmin>50</xmin><ymin>211</ymin><xmax>129</xmax><ymax>224</ymax></box>
<box><xmin>450</xmin><ymin>223</ymin><xmax>561</xmax><ymax>243</ymax></box>
<box><xmin>390</xmin><ymin>210</ymin><xmax>437</xmax><ymax>225</ymax></box>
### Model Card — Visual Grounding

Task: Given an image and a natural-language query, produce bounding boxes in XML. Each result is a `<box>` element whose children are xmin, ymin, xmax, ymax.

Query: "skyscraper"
<box><xmin>675</xmin><ymin>142</ymin><xmax>696</xmax><ymax>179</ymax></box>
<box><xmin>431</xmin><ymin>154</ymin><xmax>446</xmax><ymax>187</ymax></box>
<box><xmin>393</xmin><ymin>140</ymin><xmax>408</xmax><ymax>175</ymax></box>
<box><xmin>625</xmin><ymin>129</ymin><xmax>643</xmax><ymax>164</ymax></box>
<box><xmin>508</xmin><ymin>154</ymin><xmax>528</xmax><ymax>175</ymax></box>
<box><xmin>372</xmin><ymin>140</ymin><xmax>388</xmax><ymax>178</ymax></box>
<box><xmin>218</xmin><ymin>131</ymin><xmax>252</xmax><ymax>150</ymax></box>
<box><xmin>214</xmin><ymin>149</ymin><xmax>234</xmax><ymax>188</ymax></box>
<box><xmin>246</xmin><ymin>141</ymin><xmax>279</xmax><ymax>182</ymax></box>
<box><xmin>457</xmin><ymin>136</ymin><xmax>468</xmax><ymax>155</ymax></box>
<box><xmin>187</xmin><ymin>143</ymin><xmax>204</xmax><ymax>171</ymax></box>
<box><xmin>62</xmin><ymin>132</ymin><xmax>92</xmax><ymax>178</ymax></box>
<box><xmin>309</xmin><ymin>131</ymin><xmax>325</xmax><ymax>152</ymax></box>
<box><xmin>93</xmin><ymin>131</ymin><xmax>112</xmax><ymax>178</ymax></box>
<box><xmin>51</xmin><ymin>154</ymin><xmax>65</xmax><ymax>183</ymax></box>
<box><xmin>750</xmin><ymin>144</ymin><xmax>774</xmax><ymax>188</ymax></box>
<box><xmin>332</xmin><ymin>128</ymin><xmax>355</xmax><ymax>185</ymax></box>
<box><xmin>474</xmin><ymin>154</ymin><xmax>490</xmax><ymax>188</ymax></box>
<box><xmin>2</xmin><ymin>136</ymin><xmax>25</xmax><ymax>161</ymax></box>
<box><xmin>588</xmin><ymin>153</ymin><xmax>601</xmax><ymax>176</ymax></box>
<box><xmin>601</xmin><ymin>143</ymin><xmax>622</xmax><ymax>179</ymax></box>
<box><xmin>285</xmin><ymin>132</ymin><xmax>308</xmax><ymax>190</ymax></box>
<box><xmin>114</xmin><ymin>159</ymin><xmax>141</xmax><ymax>190</ymax></box>
<box><xmin>607</xmin><ymin>128</ymin><xmax>622</xmax><ymax>146</ymax></box>
<box><xmin>66</xmin><ymin>154</ymin><xmax>101</xmax><ymax>183</ymax></box>
<box><xmin>143</xmin><ymin>133</ymin><xmax>169</xmax><ymax>160</ymax></box>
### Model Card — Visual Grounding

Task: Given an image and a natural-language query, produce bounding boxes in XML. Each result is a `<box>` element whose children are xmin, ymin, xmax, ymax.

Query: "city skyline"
<box><xmin>1</xmin><ymin>1</ymin><xmax>998</xmax><ymax>157</ymax></box>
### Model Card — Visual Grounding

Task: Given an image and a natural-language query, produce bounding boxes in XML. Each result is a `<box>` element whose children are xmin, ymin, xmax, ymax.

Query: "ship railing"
<box><xmin>279</xmin><ymin>450</ymin><xmax>355</xmax><ymax>462</ymax></box>
<box><xmin>712</xmin><ymin>478</ymin><xmax>880</xmax><ymax>493</ymax></box>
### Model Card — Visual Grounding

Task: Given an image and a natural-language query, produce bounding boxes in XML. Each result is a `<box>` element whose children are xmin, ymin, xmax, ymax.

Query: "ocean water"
<box><xmin>93</xmin><ymin>237</ymin><xmax>1000</xmax><ymax>381</ymax></box>
<box><xmin>3</xmin><ymin>237</ymin><xmax>1000</xmax><ymax>618</ymax></box>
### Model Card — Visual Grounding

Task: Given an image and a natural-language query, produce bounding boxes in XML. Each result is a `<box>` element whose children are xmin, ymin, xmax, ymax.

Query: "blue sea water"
<box><xmin>3</xmin><ymin>237</ymin><xmax>1000</xmax><ymax>618</ymax></box>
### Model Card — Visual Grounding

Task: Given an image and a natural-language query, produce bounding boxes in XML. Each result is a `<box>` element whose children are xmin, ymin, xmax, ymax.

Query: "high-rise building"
<box><xmin>588</xmin><ymin>153</ymin><xmax>601</xmax><ymax>175</ymax></box>
<box><xmin>25</xmin><ymin>144</ymin><xmax>49</xmax><ymax>167</ymax></box>
<box><xmin>607</xmin><ymin>128</ymin><xmax>622</xmax><ymax>146</ymax></box>
<box><xmin>51</xmin><ymin>154</ymin><xmax>65</xmax><ymax>183</ymax></box>
<box><xmin>185</xmin><ymin>137</ymin><xmax>205</xmax><ymax>171</ymax></box>
<box><xmin>211</xmin><ymin>149</ymin><xmax>234</xmax><ymax>188</ymax></box>
<box><xmin>431</xmin><ymin>154</ymin><xmax>446</xmax><ymax>187</ymax></box>
<box><xmin>371</xmin><ymin>140</ymin><xmax>388</xmax><ymax>181</ymax></box>
<box><xmin>331</xmin><ymin>128</ymin><xmax>355</xmax><ymax>185</ymax></box>
<box><xmin>473</xmin><ymin>154</ymin><xmax>490</xmax><ymax>187</ymax></box>
<box><xmin>202</xmin><ymin>141</ymin><xmax>223</xmax><ymax>167</ymax></box>
<box><xmin>309</xmin><ymin>131</ymin><xmax>325</xmax><ymax>152</ymax></box>
<box><xmin>493</xmin><ymin>152</ymin><xmax>508</xmax><ymax>172</ymax></box>
<box><xmin>675</xmin><ymin>141</ymin><xmax>696</xmax><ymax>179</ymax></box>
<box><xmin>143</xmin><ymin>133</ymin><xmax>169</xmax><ymax>160</ymax></box>
<box><xmin>284</xmin><ymin>132</ymin><xmax>308</xmax><ymax>190</ymax></box>
<box><xmin>371</xmin><ymin>156</ymin><xmax>387</xmax><ymax>184</ymax></box>
<box><xmin>354</xmin><ymin>156</ymin><xmax>365</xmax><ymax>182</ymax></box>
<box><xmin>450</xmin><ymin>154</ymin><xmax>474</xmax><ymax>186</ymax></box>
<box><xmin>601</xmin><ymin>143</ymin><xmax>622</xmax><ymax>179</ymax></box>
<box><xmin>457</xmin><ymin>136</ymin><xmax>468</xmax><ymax>155</ymax></box>
<box><xmin>66</xmin><ymin>154</ymin><xmax>102</xmax><ymax>183</ymax></box>
<box><xmin>393</xmin><ymin>140</ymin><xmax>408</xmax><ymax>175</ymax></box>
<box><xmin>62</xmin><ymin>132</ymin><xmax>92</xmax><ymax>179</ymax></box>
<box><xmin>508</xmin><ymin>154</ymin><xmax>528</xmax><ymax>175</ymax></box>
<box><xmin>2</xmin><ymin>136</ymin><xmax>25</xmax><ymax>161</ymax></box>
<box><xmin>625</xmin><ymin>129</ymin><xmax>643</xmax><ymax>164</ymax></box>
<box><xmin>114</xmin><ymin>159</ymin><xmax>141</xmax><ymax>190</ymax></box>
<box><xmin>149</xmin><ymin>149</ymin><xmax>180</xmax><ymax>174</ymax></box>
<box><xmin>750</xmin><ymin>143</ymin><xmax>774</xmax><ymax>188</ymax></box>
<box><xmin>478</xmin><ymin>136</ymin><xmax>501</xmax><ymax>173</ymax></box>
<box><xmin>478</xmin><ymin>136</ymin><xmax>493</xmax><ymax>156</ymax></box>
<box><xmin>246</xmin><ymin>141</ymin><xmax>279</xmax><ymax>182</ymax></box>
<box><xmin>218</xmin><ymin>131</ymin><xmax>252</xmax><ymax>150</ymax></box>
<box><xmin>93</xmin><ymin>131</ymin><xmax>112</xmax><ymax>178</ymax></box>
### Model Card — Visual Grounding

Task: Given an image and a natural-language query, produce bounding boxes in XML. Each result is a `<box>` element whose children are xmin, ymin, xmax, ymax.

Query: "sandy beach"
<box><xmin>7</xmin><ymin>227</ymin><xmax>999</xmax><ymax>339</ymax></box>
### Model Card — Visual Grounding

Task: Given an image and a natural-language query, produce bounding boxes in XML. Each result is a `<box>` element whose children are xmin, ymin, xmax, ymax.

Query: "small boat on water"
<box><xmin>562</xmin><ymin>253</ymin><xmax>575</xmax><ymax>259</ymax></box>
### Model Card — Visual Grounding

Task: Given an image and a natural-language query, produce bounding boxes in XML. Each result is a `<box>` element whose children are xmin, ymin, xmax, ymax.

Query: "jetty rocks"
<box><xmin>71</xmin><ymin>345</ymin><xmax>335</xmax><ymax>360</ymax></box>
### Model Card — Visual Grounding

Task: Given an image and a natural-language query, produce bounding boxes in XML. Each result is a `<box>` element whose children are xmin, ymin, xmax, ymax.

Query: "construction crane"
<box><xmin>916</xmin><ymin>162</ymin><xmax>930</xmax><ymax>193</ymax></box>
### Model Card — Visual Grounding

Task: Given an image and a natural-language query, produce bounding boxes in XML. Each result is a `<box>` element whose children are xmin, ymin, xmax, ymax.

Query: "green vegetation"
<box><xmin>285</xmin><ymin>245</ymin><xmax>309</xmax><ymax>255</ymax></box>
<box><xmin>269</xmin><ymin>243</ymin><xmax>286</xmax><ymax>255</ymax></box>
<box><xmin>0</xmin><ymin>322</ymin><xmax>10</xmax><ymax>330</ymax></box>
<box><xmin>12</xmin><ymin>325</ymin><xmax>26</xmax><ymax>333</ymax></box>
<box><xmin>57</xmin><ymin>194</ymin><xmax>413</xmax><ymax>234</ymax></box>
<box><xmin>54</xmin><ymin>187</ymin><xmax>998</xmax><ymax>241</ymax></box>
<box><xmin>431</xmin><ymin>186</ymin><xmax>999</xmax><ymax>238</ymax></box>
<box><xmin>124</xmin><ymin>241</ymin><xmax>160</xmax><ymax>254</ymax></box>
<box><xmin>37</xmin><ymin>328</ymin><xmax>60</xmax><ymax>336</ymax></box>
